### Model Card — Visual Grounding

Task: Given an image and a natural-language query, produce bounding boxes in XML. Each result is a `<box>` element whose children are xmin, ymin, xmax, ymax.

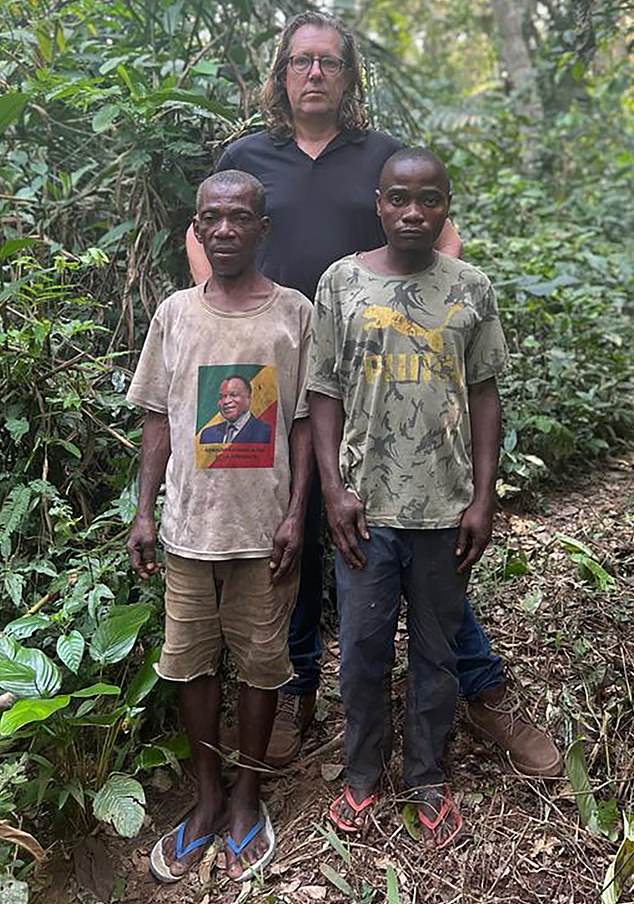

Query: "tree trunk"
<box><xmin>490</xmin><ymin>0</ymin><xmax>543</xmax><ymax>123</ymax></box>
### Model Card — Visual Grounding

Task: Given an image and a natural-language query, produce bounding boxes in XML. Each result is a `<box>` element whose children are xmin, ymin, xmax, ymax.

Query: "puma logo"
<box><xmin>363</xmin><ymin>304</ymin><xmax>462</xmax><ymax>353</ymax></box>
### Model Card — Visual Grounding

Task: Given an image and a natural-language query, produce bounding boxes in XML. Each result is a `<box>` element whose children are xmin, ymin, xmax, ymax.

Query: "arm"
<box><xmin>270</xmin><ymin>417</ymin><xmax>314</xmax><ymax>582</ymax></box>
<box><xmin>186</xmin><ymin>222</ymin><xmax>212</xmax><ymax>284</ymax></box>
<box><xmin>456</xmin><ymin>377</ymin><xmax>501</xmax><ymax>573</ymax></box>
<box><xmin>126</xmin><ymin>411</ymin><xmax>171</xmax><ymax>580</ymax></box>
<box><xmin>434</xmin><ymin>219</ymin><xmax>463</xmax><ymax>258</ymax></box>
<box><xmin>309</xmin><ymin>391</ymin><xmax>369</xmax><ymax>570</ymax></box>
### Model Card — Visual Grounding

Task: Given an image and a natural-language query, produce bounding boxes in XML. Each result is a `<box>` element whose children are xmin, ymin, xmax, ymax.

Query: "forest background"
<box><xmin>0</xmin><ymin>0</ymin><xmax>632</xmax><ymax>901</ymax></box>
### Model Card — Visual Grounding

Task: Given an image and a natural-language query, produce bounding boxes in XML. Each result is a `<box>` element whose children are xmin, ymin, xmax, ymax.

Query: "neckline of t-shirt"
<box><xmin>353</xmin><ymin>250</ymin><xmax>439</xmax><ymax>280</ymax></box>
<box><xmin>197</xmin><ymin>281</ymin><xmax>280</xmax><ymax>318</ymax></box>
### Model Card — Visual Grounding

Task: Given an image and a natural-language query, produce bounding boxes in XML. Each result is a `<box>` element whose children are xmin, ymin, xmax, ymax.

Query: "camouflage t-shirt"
<box><xmin>307</xmin><ymin>252</ymin><xmax>509</xmax><ymax>529</ymax></box>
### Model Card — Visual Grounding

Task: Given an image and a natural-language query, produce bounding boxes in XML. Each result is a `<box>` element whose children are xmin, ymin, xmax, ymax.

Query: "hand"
<box><xmin>456</xmin><ymin>500</ymin><xmax>494</xmax><ymax>574</ymax></box>
<box><xmin>127</xmin><ymin>515</ymin><xmax>160</xmax><ymax>580</ymax></box>
<box><xmin>325</xmin><ymin>487</ymin><xmax>369</xmax><ymax>569</ymax></box>
<box><xmin>270</xmin><ymin>513</ymin><xmax>303</xmax><ymax>583</ymax></box>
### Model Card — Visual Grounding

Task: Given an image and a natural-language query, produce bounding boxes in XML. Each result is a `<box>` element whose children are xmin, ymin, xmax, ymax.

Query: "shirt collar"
<box><xmin>269</xmin><ymin>128</ymin><xmax>369</xmax><ymax>149</ymax></box>
<box><xmin>225</xmin><ymin>410</ymin><xmax>251</xmax><ymax>438</ymax></box>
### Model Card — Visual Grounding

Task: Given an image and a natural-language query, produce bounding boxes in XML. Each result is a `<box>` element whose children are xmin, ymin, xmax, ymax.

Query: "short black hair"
<box><xmin>379</xmin><ymin>147</ymin><xmax>452</xmax><ymax>195</ymax></box>
<box><xmin>196</xmin><ymin>170</ymin><xmax>266</xmax><ymax>217</ymax></box>
<box><xmin>221</xmin><ymin>374</ymin><xmax>252</xmax><ymax>395</ymax></box>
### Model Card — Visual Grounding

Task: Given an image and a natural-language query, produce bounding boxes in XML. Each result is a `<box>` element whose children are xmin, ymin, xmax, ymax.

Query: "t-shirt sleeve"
<box><xmin>293</xmin><ymin>302</ymin><xmax>312</xmax><ymax>420</ymax></box>
<box><xmin>126</xmin><ymin>306</ymin><xmax>170</xmax><ymax>413</ymax></box>
<box><xmin>465</xmin><ymin>284</ymin><xmax>510</xmax><ymax>385</ymax></box>
<box><xmin>307</xmin><ymin>270</ymin><xmax>342</xmax><ymax>400</ymax></box>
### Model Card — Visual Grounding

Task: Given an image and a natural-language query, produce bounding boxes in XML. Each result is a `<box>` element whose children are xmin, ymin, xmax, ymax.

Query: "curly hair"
<box><xmin>260</xmin><ymin>11</ymin><xmax>369</xmax><ymax>139</ymax></box>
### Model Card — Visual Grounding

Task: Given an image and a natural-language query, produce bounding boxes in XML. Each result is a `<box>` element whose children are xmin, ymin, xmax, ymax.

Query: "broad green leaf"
<box><xmin>4</xmin><ymin>573</ymin><xmax>25</xmax><ymax>607</ymax></box>
<box><xmin>89</xmin><ymin>603</ymin><xmax>152</xmax><ymax>665</ymax></box>
<box><xmin>4</xmin><ymin>615</ymin><xmax>50</xmax><ymax>639</ymax></box>
<box><xmin>320</xmin><ymin>863</ymin><xmax>353</xmax><ymax>897</ymax></box>
<box><xmin>0</xmin><ymin>239</ymin><xmax>36</xmax><ymax>262</ymax></box>
<box><xmin>98</xmin><ymin>220</ymin><xmax>135</xmax><ymax>250</ymax></box>
<box><xmin>602</xmin><ymin>812</ymin><xmax>634</xmax><ymax>904</ymax></box>
<box><xmin>0</xmin><ymin>695</ymin><xmax>71</xmax><ymax>736</ymax></box>
<box><xmin>71</xmin><ymin>682</ymin><xmax>121</xmax><ymax>698</ymax></box>
<box><xmin>151</xmin><ymin>88</ymin><xmax>236</xmax><ymax>121</ymax></box>
<box><xmin>125</xmin><ymin>647</ymin><xmax>160</xmax><ymax>706</ymax></box>
<box><xmin>135</xmin><ymin>733</ymin><xmax>189</xmax><ymax>772</ymax></box>
<box><xmin>570</xmin><ymin>553</ymin><xmax>616</xmax><ymax>592</ymax></box>
<box><xmin>93</xmin><ymin>773</ymin><xmax>146</xmax><ymax>838</ymax></box>
<box><xmin>564</xmin><ymin>739</ymin><xmax>618</xmax><ymax>839</ymax></box>
<box><xmin>401</xmin><ymin>803</ymin><xmax>422</xmax><ymax>840</ymax></box>
<box><xmin>191</xmin><ymin>60</ymin><xmax>219</xmax><ymax>76</ymax></box>
<box><xmin>56</xmin><ymin>631</ymin><xmax>85</xmax><ymax>673</ymax></box>
<box><xmin>0</xmin><ymin>93</ymin><xmax>28</xmax><ymax>135</ymax></box>
<box><xmin>0</xmin><ymin>877</ymin><xmax>29</xmax><ymax>904</ymax></box>
<box><xmin>4</xmin><ymin>417</ymin><xmax>29</xmax><ymax>443</ymax></box>
<box><xmin>92</xmin><ymin>104</ymin><xmax>120</xmax><ymax>133</ymax></box>
<box><xmin>386</xmin><ymin>865</ymin><xmax>400</xmax><ymax>904</ymax></box>
<box><xmin>0</xmin><ymin>636</ymin><xmax>62</xmax><ymax>697</ymax></box>
<box><xmin>557</xmin><ymin>533</ymin><xmax>594</xmax><ymax>558</ymax></box>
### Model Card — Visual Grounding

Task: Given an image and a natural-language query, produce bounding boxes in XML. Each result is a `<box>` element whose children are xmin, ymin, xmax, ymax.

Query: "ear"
<box><xmin>374</xmin><ymin>189</ymin><xmax>381</xmax><ymax>218</ymax></box>
<box><xmin>193</xmin><ymin>215</ymin><xmax>202</xmax><ymax>243</ymax></box>
<box><xmin>260</xmin><ymin>215</ymin><xmax>272</xmax><ymax>236</ymax></box>
<box><xmin>446</xmin><ymin>192</ymin><xmax>452</xmax><ymax>216</ymax></box>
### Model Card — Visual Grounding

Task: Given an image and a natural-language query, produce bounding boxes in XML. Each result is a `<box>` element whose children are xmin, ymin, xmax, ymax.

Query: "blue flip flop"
<box><xmin>150</xmin><ymin>817</ymin><xmax>218</xmax><ymax>883</ymax></box>
<box><xmin>225</xmin><ymin>801</ymin><xmax>275</xmax><ymax>882</ymax></box>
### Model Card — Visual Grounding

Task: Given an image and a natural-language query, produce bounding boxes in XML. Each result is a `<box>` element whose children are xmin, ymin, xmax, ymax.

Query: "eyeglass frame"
<box><xmin>287</xmin><ymin>53</ymin><xmax>349</xmax><ymax>77</ymax></box>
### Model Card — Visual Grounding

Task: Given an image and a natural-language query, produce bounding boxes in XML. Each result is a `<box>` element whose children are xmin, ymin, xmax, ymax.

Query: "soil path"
<box><xmin>35</xmin><ymin>453</ymin><xmax>634</xmax><ymax>904</ymax></box>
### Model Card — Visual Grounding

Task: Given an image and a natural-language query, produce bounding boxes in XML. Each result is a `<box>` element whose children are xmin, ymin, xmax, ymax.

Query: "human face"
<box><xmin>284</xmin><ymin>25</ymin><xmax>351</xmax><ymax>123</ymax></box>
<box><xmin>194</xmin><ymin>183</ymin><xmax>269</xmax><ymax>277</ymax></box>
<box><xmin>218</xmin><ymin>378</ymin><xmax>251</xmax><ymax>422</ymax></box>
<box><xmin>376</xmin><ymin>158</ymin><xmax>450</xmax><ymax>256</ymax></box>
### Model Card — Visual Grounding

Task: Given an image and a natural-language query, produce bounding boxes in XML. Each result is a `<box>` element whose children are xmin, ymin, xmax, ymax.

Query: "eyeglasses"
<box><xmin>287</xmin><ymin>54</ymin><xmax>347</xmax><ymax>77</ymax></box>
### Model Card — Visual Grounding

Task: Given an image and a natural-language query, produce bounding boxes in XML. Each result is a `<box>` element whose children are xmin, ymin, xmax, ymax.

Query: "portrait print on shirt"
<box><xmin>195</xmin><ymin>364</ymin><xmax>277</xmax><ymax>469</ymax></box>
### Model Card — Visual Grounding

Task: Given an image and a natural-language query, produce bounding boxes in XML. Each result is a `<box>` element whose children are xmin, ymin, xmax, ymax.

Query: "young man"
<box><xmin>126</xmin><ymin>171</ymin><xmax>313</xmax><ymax>882</ymax></box>
<box><xmin>309</xmin><ymin>148</ymin><xmax>508</xmax><ymax>847</ymax></box>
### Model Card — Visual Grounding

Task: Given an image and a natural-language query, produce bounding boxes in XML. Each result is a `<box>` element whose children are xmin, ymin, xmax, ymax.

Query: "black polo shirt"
<box><xmin>215</xmin><ymin>129</ymin><xmax>403</xmax><ymax>300</ymax></box>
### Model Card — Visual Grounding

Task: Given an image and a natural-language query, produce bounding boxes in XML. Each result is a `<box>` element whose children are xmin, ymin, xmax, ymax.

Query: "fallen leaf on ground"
<box><xmin>321</xmin><ymin>762</ymin><xmax>344</xmax><ymax>781</ymax></box>
<box><xmin>0</xmin><ymin>820</ymin><xmax>45</xmax><ymax>861</ymax></box>
<box><xmin>302</xmin><ymin>885</ymin><xmax>327</xmax><ymax>900</ymax></box>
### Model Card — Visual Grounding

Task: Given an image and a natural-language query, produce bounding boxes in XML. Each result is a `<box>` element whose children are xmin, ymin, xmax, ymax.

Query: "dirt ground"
<box><xmin>33</xmin><ymin>452</ymin><xmax>634</xmax><ymax>904</ymax></box>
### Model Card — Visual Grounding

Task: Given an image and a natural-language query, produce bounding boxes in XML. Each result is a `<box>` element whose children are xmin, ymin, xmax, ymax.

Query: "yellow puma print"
<box><xmin>362</xmin><ymin>303</ymin><xmax>463</xmax><ymax>352</ymax></box>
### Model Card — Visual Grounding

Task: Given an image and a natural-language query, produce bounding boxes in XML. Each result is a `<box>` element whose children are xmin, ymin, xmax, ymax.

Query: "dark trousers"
<box><xmin>285</xmin><ymin>480</ymin><xmax>504</xmax><ymax>699</ymax></box>
<box><xmin>336</xmin><ymin>528</ymin><xmax>467</xmax><ymax>789</ymax></box>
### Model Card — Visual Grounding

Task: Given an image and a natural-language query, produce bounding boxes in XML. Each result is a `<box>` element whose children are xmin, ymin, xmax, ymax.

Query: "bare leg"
<box><xmin>163</xmin><ymin>674</ymin><xmax>227</xmax><ymax>876</ymax></box>
<box><xmin>225</xmin><ymin>685</ymin><xmax>277</xmax><ymax>879</ymax></box>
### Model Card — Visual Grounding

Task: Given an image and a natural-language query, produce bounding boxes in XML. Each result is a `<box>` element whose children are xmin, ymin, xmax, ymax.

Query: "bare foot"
<box><xmin>414</xmin><ymin>787</ymin><xmax>462</xmax><ymax>850</ymax></box>
<box><xmin>331</xmin><ymin>785</ymin><xmax>377</xmax><ymax>830</ymax></box>
<box><xmin>225</xmin><ymin>793</ymin><xmax>270</xmax><ymax>880</ymax></box>
<box><xmin>161</xmin><ymin>792</ymin><xmax>227</xmax><ymax>878</ymax></box>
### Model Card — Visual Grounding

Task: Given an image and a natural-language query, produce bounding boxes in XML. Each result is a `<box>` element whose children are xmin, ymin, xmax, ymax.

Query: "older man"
<box><xmin>186</xmin><ymin>11</ymin><xmax>561</xmax><ymax>779</ymax></box>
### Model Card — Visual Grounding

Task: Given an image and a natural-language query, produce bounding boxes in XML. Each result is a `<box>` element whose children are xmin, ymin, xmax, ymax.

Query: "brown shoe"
<box><xmin>265</xmin><ymin>691</ymin><xmax>317</xmax><ymax>768</ymax></box>
<box><xmin>466</xmin><ymin>684</ymin><xmax>563</xmax><ymax>778</ymax></box>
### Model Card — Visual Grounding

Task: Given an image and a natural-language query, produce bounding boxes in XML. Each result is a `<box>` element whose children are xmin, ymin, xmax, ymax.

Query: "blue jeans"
<box><xmin>285</xmin><ymin>485</ymin><xmax>504</xmax><ymax>699</ymax></box>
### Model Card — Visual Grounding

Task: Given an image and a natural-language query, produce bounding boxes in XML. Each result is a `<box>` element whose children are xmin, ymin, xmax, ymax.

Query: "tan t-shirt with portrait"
<box><xmin>127</xmin><ymin>282</ymin><xmax>312</xmax><ymax>560</ymax></box>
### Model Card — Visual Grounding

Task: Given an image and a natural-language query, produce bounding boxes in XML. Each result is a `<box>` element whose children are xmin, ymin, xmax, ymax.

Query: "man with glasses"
<box><xmin>186</xmin><ymin>11</ymin><xmax>562</xmax><ymax>780</ymax></box>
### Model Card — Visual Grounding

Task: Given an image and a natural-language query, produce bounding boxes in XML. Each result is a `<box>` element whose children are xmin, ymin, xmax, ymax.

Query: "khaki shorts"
<box><xmin>157</xmin><ymin>552</ymin><xmax>299</xmax><ymax>689</ymax></box>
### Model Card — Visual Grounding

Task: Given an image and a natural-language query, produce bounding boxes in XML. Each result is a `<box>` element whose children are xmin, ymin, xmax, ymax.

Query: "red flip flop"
<box><xmin>416</xmin><ymin>785</ymin><xmax>463</xmax><ymax>850</ymax></box>
<box><xmin>329</xmin><ymin>786</ymin><xmax>378</xmax><ymax>834</ymax></box>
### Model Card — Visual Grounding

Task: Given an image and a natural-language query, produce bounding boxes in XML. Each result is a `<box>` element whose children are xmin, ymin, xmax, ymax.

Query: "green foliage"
<box><xmin>92</xmin><ymin>773</ymin><xmax>146</xmax><ymax>838</ymax></box>
<box><xmin>565</xmin><ymin>739</ymin><xmax>620</xmax><ymax>841</ymax></box>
